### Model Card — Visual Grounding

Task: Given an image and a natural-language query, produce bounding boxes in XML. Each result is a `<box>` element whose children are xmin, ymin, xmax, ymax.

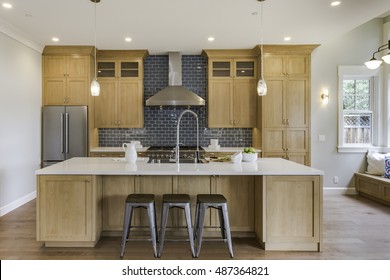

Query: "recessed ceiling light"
<box><xmin>208</xmin><ymin>37</ymin><xmax>215</xmax><ymax>42</ymax></box>
<box><xmin>2</xmin><ymin>3</ymin><xmax>12</xmax><ymax>9</ymax></box>
<box><xmin>52</xmin><ymin>37</ymin><xmax>59</xmax><ymax>42</ymax></box>
<box><xmin>330</xmin><ymin>1</ymin><xmax>341</xmax><ymax>6</ymax></box>
<box><xmin>284</xmin><ymin>36</ymin><xmax>292</xmax><ymax>41</ymax></box>
<box><xmin>125</xmin><ymin>37</ymin><xmax>132</xmax><ymax>42</ymax></box>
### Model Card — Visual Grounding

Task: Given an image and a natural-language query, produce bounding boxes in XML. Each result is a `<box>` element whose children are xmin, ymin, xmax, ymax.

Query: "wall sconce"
<box><xmin>364</xmin><ymin>40</ymin><xmax>390</xmax><ymax>69</ymax></box>
<box><xmin>321</xmin><ymin>89</ymin><xmax>329</xmax><ymax>104</ymax></box>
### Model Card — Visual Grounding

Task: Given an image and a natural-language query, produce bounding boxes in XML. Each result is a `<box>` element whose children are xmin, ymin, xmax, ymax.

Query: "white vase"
<box><xmin>122</xmin><ymin>143</ymin><xmax>137</xmax><ymax>163</ymax></box>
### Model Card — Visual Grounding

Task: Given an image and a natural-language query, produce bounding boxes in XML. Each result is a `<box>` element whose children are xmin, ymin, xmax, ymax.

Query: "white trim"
<box><xmin>0</xmin><ymin>18</ymin><xmax>43</xmax><ymax>53</ymax></box>
<box><xmin>323</xmin><ymin>187</ymin><xmax>357</xmax><ymax>195</ymax></box>
<box><xmin>0</xmin><ymin>191</ymin><xmax>36</xmax><ymax>217</ymax></box>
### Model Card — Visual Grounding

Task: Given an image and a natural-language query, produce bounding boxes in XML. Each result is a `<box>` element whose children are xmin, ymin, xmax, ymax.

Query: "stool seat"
<box><xmin>126</xmin><ymin>194</ymin><xmax>155</xmax><ymax>204</ymax></box>
<box><xmin>197</xmin><ymin>194</ymin><xmax>226</xmax><ymax>204</ymax></box>
<box><xmin>162</xmin><ymin>194</ymin><xmax>190</xmax><ymax>203</ymax></box>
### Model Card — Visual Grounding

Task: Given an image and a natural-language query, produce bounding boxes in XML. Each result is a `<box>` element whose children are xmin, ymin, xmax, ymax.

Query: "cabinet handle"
<box><xmin>233</xmin><ymin>120</ymin><xmax>236</xmax><ymax>125</ymax></box>
<box><xmin>117</xmin><ymin>120</ymin><xmax>121</xmax><ymax>125</ymax></box>
<box><xmin>286</xmin><ymin>119</ymin><xmax>289</xmax><ymax>126</ymax></box>
<box><xmin>86</xmin><ymin>180</ymin><xmax>91</xmax><ymax>183</ymax></box>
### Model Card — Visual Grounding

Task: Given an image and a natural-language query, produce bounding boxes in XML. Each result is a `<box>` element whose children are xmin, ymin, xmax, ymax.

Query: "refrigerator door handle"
<box><xmin>65</xmin><ymin>113</ymin><xmax>69</xmax><ymax>154</ymax></box>
<box><xmin>60</xmin><ymin>113</ymin><xmax>64</xmax><ymax>154</ymax></box>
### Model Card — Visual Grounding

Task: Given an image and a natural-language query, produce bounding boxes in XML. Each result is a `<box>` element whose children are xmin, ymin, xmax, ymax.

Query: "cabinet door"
<box><xmin>120</xmin><ymin>61</ymin><xmax>140</xmax><ymax>78</ymax></box>
<box><xmin>67</xmin><ymin>56</ymin><xmax>89</xmax><ymax>78</ymax></box>
<box><xmin>137</xmin><ymin>176</ymin><xmax>173</xmax><ymax>228</ymax></box>
<box><xmin>67</xmin><ymin>78</ymin><xmax>88</xmax><ymax>105</ymax></box>
<box><xmin>233</xmin><ymin>80</ymin><xmax>256</xmax><ymax>127</ymax></box>
<box><xmin>44</xmin><ymin>56</ymin><xmax>66</xmax><ymax>77</ymax></box>
<box><xmin>234</xmin><ymin>60</ymin><xmax>256</xmax><ymax>78</ymax></box>
<box><xmin>94</xmin><ymin>79</ymin><xmax>117</xmax><ymax>128</ymax></box>
<box><xmin>286</xmin><ymin>128</ymin><xmax>308</xmax><ymax>153</ymax></box>
<box><xmin>102</xmin><ymin>176</ymin><xmax>135</xmax><ymax>231</ymax></box>
<box><xmin>287</xmin><ymin>153</ymin><xmax>308</xmax><ymax>165</ymax></box>
<box><xmin>176</xmin><ymin>176</ymin><xmax>211</xmax><ymax>228</ymax></box>
<box><xmin>118</xmin><ymin>80</ymin><xmax>143</xmax><ymax>127</ymax></box>
<box><xmin>43</xmin><ymin>78</ymin><xmax>66</xmax><ymax>105</ymax></box>
<box><xmin>262</xmin><ymin>79</ymin><xmax>285</xmax><ymax>128</ymax></box>
<box><xmin>285</xmin><ymin>55</ymin><xmax>309</xmax><ymax>77</ymax></box>
<box><xmin>37</xmin><ymin>175</ymin><xmax>95</xmax><ymax>241</ymax></box>
<box><xmin>210</xmin><ymin>60</ymin><xmax>232</xmax><ymax>78</ymax></box>
<box><xmin>285</xmin><ymin>79</ymin><xmax>309</xmax><ymax>127</ymax></box>
<box><xmin>213</xmin><ymin>176</ymin><xmax>255</xmax><ymax>231</ymax></box>
<box><xmin>208</xmin><ymin>79</ymin><xmax>233</xmax><ymax>127</ymax></box>
<box><xmin>263</xmin><ymin>128</ymin><xmax>285</xmax><ymax>152</ymax></box>
<box><xmin>263</xmin><ymin>54</ymin><xmax>284</xmax><ymax>77</ymax></box>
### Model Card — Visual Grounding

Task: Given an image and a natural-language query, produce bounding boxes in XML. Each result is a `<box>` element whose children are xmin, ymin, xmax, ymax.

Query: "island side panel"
<box><xmin>261</xmin><ymin>175</ymin><xmax>322</xmax><ymax>251</ymax></box>
<box><xmin>36</xmin><ymin>175</ymin><xmax>102</xmax><ymax>247</ymax></box>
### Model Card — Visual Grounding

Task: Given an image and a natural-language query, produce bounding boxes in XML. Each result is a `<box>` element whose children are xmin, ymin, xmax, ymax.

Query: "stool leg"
<box><xmin>195</xmin><ymin>204</ymin><xmax>206</xmax><ymax>258</ymax></box>
<box><xmin>194</xmin><ymin>202</ymin><xmax>199</xmax><ymax>240</ymax></box>
<box><xmin>147</xmin><ymin>202</ymin><xmax>158</xmax><ymax>258</ymax></box>
<box><xmin>217</xmin><ymin>207</ymin><xmax>226</xmax><ymax>239</ymax></box>
<box><xmin>221</xmin><ymin>203</ymin><xmax>234</xmax><ymax>258</ymax></box>
<box><xmin>120</xmin><ymin>204</ymin><xmax>133</xmax><ymax>258</ymax></box>
<box><xmin>158</xmin><ymin>203</ymin><xmax>169</xmax><ymax>258</ymax></box>
<box><xmin>154</xmin><ymin>202</ymin><xmax>158</xmax><ymax>242</ymax></box>
<box><xmin>184</xmin><ymin>203</ymin><xmax>195</xmax><ymax>257</ymax></box>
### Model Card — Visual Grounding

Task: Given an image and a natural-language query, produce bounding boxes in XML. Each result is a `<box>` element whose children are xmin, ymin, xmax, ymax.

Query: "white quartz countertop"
<box><xmin>36</xmin><ymin>157</ymin><xmax>323</xmax><ymax>176</ymax></box>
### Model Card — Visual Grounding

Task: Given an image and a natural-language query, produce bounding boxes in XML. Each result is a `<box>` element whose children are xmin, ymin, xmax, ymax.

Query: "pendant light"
<box><xmin>364</xmin><ymin>40</ymin><xmax>390</xmax><ymax>70</ymax></box>
<box><xmin>257</xmin><ymin>0</ymin><xmax>267</xmax><ymax>96</ymax></box>
<box><xmin>90</xmin><ymin>0</ymin><xmax>100</xmax><ymax>96</ymax></box>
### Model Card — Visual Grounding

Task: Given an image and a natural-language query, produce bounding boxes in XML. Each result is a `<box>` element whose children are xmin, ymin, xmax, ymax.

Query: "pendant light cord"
<box><xmin>94</xmin><ymin>0</ymin><xmax>97</xmax><ymax>79</ymax></box>
<box><xmin>260</xmin><ymin>1</ymin><xmax>264</xmax><ymax>80</ymax></box>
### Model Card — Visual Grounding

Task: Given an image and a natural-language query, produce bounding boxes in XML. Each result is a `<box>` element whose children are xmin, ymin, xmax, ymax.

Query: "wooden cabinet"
<box><xmin>90</xmin><ymin>151</ymin><xmax>125</xmax><ymax>158</ymax></box>
<box><xmin>212</xmin><ymin>176</ymin><xmax>254</xmax><ymax>231</ymax></box>
<box><xmin>256</xmin><ymin>45</ymin><xmax>317</xmax><ymax>166</ymax></box>
<box><xmin>203</xmin><ymin>50</ymin><xmax>257</xmax><ymax>128</ymax></box>
<box><xmin>94</xmin><ymin>50</ymin><xmax>148</xmax><ymax>128</ymax></box>
<box><xmin>36</xmin><ymin>175</ymin><xmax>102</xmax><ymax>247</ymax></box>
<box><xmin>255</xmin><ymin>175</ymin><xmax>322</xmax><ymax>251</ymax></box>
<box><xmin>102</xmin><ymin>176</ymin><xmax>135</xmax><ymax>231</ymax></box>
<box><xmin>42</xmin><ymin>46</ymin><xmax>94</xmax><ymax>105</ymax></box>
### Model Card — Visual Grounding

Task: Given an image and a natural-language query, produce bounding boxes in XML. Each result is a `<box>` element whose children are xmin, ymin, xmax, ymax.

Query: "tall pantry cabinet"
<box><xmin>254</xmin><ymin>45</ymin><xmax>318</xmax><ymax>166</ymax></box>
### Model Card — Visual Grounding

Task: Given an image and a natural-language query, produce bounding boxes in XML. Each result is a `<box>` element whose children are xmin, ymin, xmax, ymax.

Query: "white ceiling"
<box><xmin>1</xmin><ymin>0</ymin><xmax>390</xmax><ymax>54</ymax></box>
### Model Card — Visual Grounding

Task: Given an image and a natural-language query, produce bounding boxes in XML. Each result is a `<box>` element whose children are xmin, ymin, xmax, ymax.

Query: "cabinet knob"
<box><xmin>86</xmin><ymin>180</ymin><xmax>91</xmax><ymax>183</ymax></box>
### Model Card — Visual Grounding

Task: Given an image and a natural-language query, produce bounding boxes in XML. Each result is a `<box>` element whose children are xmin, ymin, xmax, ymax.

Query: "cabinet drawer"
<box><xmin>357</xmin><ymin>177</ymin><xmax>384</xmax><ymax>197</ymax></box>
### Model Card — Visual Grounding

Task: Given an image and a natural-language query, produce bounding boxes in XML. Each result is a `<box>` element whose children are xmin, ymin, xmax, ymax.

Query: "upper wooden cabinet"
<box><xmin>42</xmin><ymin>46</ymin><xmax>94</xmax><ymax>105</ymax></box>
<box><xmin>94</xmin><ymin>50</ymin><xmax>148</xmax><ymax>128</ymax></box>
<box><xmin>255</xmin><ymin>45</ymin><xmax>318</xmax><ymax>166</ymax></box>
<box><xmin>203</xmin><ymin>50</ymin><xmax>258</xmax><ymax>128</ymax></box>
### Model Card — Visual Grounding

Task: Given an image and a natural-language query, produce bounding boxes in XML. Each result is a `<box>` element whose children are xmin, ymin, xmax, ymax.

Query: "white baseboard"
<box><xmin>323</xmin><ymin>187</ymin><xmax>357</xmax><ymax>195</ymax></box>
<box><xmin>0</xmin><ymin>191</ymin><xmax>36</xmax><ymax>217</ymax></box>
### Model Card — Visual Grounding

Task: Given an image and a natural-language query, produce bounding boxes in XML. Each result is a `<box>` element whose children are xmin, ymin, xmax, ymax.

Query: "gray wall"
<box><xmin>0</xmin><ymin>32</ymin><xmax>42</xmax><ymax>215</ymax></box>
<box><xmin>311</xmin><ymin>18</ymin><xmax>390</xmax><ymax>193</ymax></box>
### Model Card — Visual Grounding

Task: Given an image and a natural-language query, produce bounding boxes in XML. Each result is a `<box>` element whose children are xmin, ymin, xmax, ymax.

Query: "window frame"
<box><xmin>337</xmin><ymin>66</ymin><xmax>382</xmax><ymax>153</ymax></box>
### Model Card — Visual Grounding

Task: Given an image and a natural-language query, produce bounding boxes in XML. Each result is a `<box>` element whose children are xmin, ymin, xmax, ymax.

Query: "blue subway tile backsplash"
<box><xmin>98</xmin><ymin>55</ymin><xmax>252</xmax><ymax>147</ymax></box>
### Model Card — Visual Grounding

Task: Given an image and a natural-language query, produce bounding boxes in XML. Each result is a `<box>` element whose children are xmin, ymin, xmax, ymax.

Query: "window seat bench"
<box><xmin>355</xmin><ymin>173</ymin><xmax>390</xmax><ymax>206</ymax></box>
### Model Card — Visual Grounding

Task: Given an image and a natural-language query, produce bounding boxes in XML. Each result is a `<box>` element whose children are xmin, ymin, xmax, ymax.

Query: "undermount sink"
<box><xmin>147</xmin><ymin>158</ymin><xmax>208</xmax><ymax>164</ymax></box>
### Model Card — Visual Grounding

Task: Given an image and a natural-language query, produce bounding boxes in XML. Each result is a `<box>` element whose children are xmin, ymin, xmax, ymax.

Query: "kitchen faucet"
<box><xmin>175</xmin><ymin>109</ymin><xmax>199</xmax><ymax>163</ymax></box>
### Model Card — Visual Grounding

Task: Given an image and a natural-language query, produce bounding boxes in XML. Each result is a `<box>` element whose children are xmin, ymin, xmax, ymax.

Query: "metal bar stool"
<box><xmin>194</xmin><ymin>194</ymin><xmax>234</xmax><ymax>258</ymax></box>
<box><xmin>158</xmin><ymin>194</ymin><xmax>195</xmax><ymax>258</ymax></box>
<box><xmin>120</xmin><ymin>194</ymin><xmax>158</xmax><ymax>258</ymax></box>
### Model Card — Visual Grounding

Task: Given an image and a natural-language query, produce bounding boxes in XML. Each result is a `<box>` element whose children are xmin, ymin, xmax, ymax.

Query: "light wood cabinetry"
<box><xmin>94</xmin><ymin>50</ymin><xmax>148</xmax><ymax>128</ymax></box>
<box><xmin>202</xmin><ymin>50</ymin><xmax>257</xmax><ymax>128</ymax></box>
<box><xmin>36</xmin><ymin>175</ymin><xmax>102</xmax><ymax>247</ymax></box>
<box><xmin>42</xmin><ymin>46</ymin><xmax>94</xmax><ymax>106</ymax></box>
<box><xmin>90</xmin><ymin>152</ymin><xmax>125</xmax><ymax>158</ymax></box>
<box><xmin>255</xmin><ymin>175</ymin><xmax>322</xmax><ymax>251</ymax></box>
<box><xmin>255</xmin><ymin>45</ymin><xmax>318</xmax><ymax>166</ymax></box>
<box><xmin>212</xmin><ymin>176</ymin><xmax>254</xmax><ymax>231</ymax></box>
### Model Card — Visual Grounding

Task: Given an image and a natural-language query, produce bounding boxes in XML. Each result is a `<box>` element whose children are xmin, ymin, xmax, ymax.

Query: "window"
<box><xmin>338</xmin><ymin>66</ymin><xmax>382</xmax><ymax>153</ymax></box>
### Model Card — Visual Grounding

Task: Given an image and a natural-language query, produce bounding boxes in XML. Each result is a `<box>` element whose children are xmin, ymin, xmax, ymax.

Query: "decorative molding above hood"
<box><xmin>145</xmin><ymin>52</ymin><xmax>205</xmax><ymax>107</ymax></box>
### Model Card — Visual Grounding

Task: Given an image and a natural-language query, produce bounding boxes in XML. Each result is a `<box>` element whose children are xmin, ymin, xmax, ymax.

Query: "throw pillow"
<box><xmin>366</xmin><ymin>151</ymin><xmax>390</xmax><ymax>175</ymax></box>
<box><xmin>384</xmin><ymin>157</ymin><xmax>390</xmax><ymax>179</ymax></box>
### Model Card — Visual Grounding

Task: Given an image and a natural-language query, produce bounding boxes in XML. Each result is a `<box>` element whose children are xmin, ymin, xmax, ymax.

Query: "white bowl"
<box><xmin>242</xmin><ymin>152</ymin><xmax>258</xmax><ymax>162</ymax></box>
<box><xmin>230</xmin><ymin>152</ymin><xmax>242</xmax><ymax>163</ymax></box>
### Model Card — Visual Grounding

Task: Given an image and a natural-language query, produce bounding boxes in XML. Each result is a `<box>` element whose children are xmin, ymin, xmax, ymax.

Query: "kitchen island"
<box><xmin>36</xmin><ymin>157</ymin><xmax>323</xmax><ymax>252</ymax></box>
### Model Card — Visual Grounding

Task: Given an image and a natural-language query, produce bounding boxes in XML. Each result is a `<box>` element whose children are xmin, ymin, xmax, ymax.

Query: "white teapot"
<box><xmin>122</xmin><ymin>142</ymin><xmax>137</xmax><ymax>163</ymax></box>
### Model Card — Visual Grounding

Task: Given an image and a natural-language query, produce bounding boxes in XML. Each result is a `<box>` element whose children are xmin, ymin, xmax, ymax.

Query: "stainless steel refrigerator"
<box><xmin>43</xmin><ymin>106</ymin><xmax>88</xmax><ymax>167</ymax></box>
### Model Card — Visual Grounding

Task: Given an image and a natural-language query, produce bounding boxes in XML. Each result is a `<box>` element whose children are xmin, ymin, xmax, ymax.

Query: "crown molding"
<box><xmin>0</xmin><ymin>18</ymin><xmax>44</xmax><ymax>53</ymax></box>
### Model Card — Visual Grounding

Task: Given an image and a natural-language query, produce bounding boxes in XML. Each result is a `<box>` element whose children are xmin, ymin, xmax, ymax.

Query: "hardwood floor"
<box><xmin>1</xmin><ymin>194</ymin><xmax>390</xmax><ymax>260</ymax></box>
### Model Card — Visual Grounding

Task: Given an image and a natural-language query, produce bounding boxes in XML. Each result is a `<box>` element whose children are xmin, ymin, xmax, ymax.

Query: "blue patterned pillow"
<box><xmin>384</xmin><ymin>156</ymin><xmax>390</xmax><ymax>179</ymax></box>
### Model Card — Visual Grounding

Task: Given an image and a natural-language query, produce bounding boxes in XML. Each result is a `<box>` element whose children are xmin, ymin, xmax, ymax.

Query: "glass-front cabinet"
<box><xmin>210</xmin><ymin>59</ymin><xmax>256</xmax><ymax>79</ymax></box>
<box><xmin>97</xmin><ymin>61</ymin><xmax>140</xmax><ymax>78</ymax></box>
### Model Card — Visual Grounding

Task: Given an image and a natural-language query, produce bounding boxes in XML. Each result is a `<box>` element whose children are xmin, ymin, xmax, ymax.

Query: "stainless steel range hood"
<box><xmin>145</xmin><ymin>52</ymin><xmax>205</xmax><ymax>106</ymax></box>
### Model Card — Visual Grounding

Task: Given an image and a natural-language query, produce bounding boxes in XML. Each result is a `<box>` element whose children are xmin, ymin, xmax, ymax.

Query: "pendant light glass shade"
<box><xmin>257</xmin><ymin>78</ymin><xmax>267</xmax><ymax>96</ymax></box>
<box><xmin>364</xmin><ymin>58</ymin><xmax>382</xmax><ymax>70</ymax></box>
<box><xmin>382</xmin><ymin>53</ymin><xmax>390</xmax><ymax>64</ymax></box>
<box><xmin>91</xmin><ymin>78</ymin><xmax>100</xmax><ymax>96</ymax></box>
